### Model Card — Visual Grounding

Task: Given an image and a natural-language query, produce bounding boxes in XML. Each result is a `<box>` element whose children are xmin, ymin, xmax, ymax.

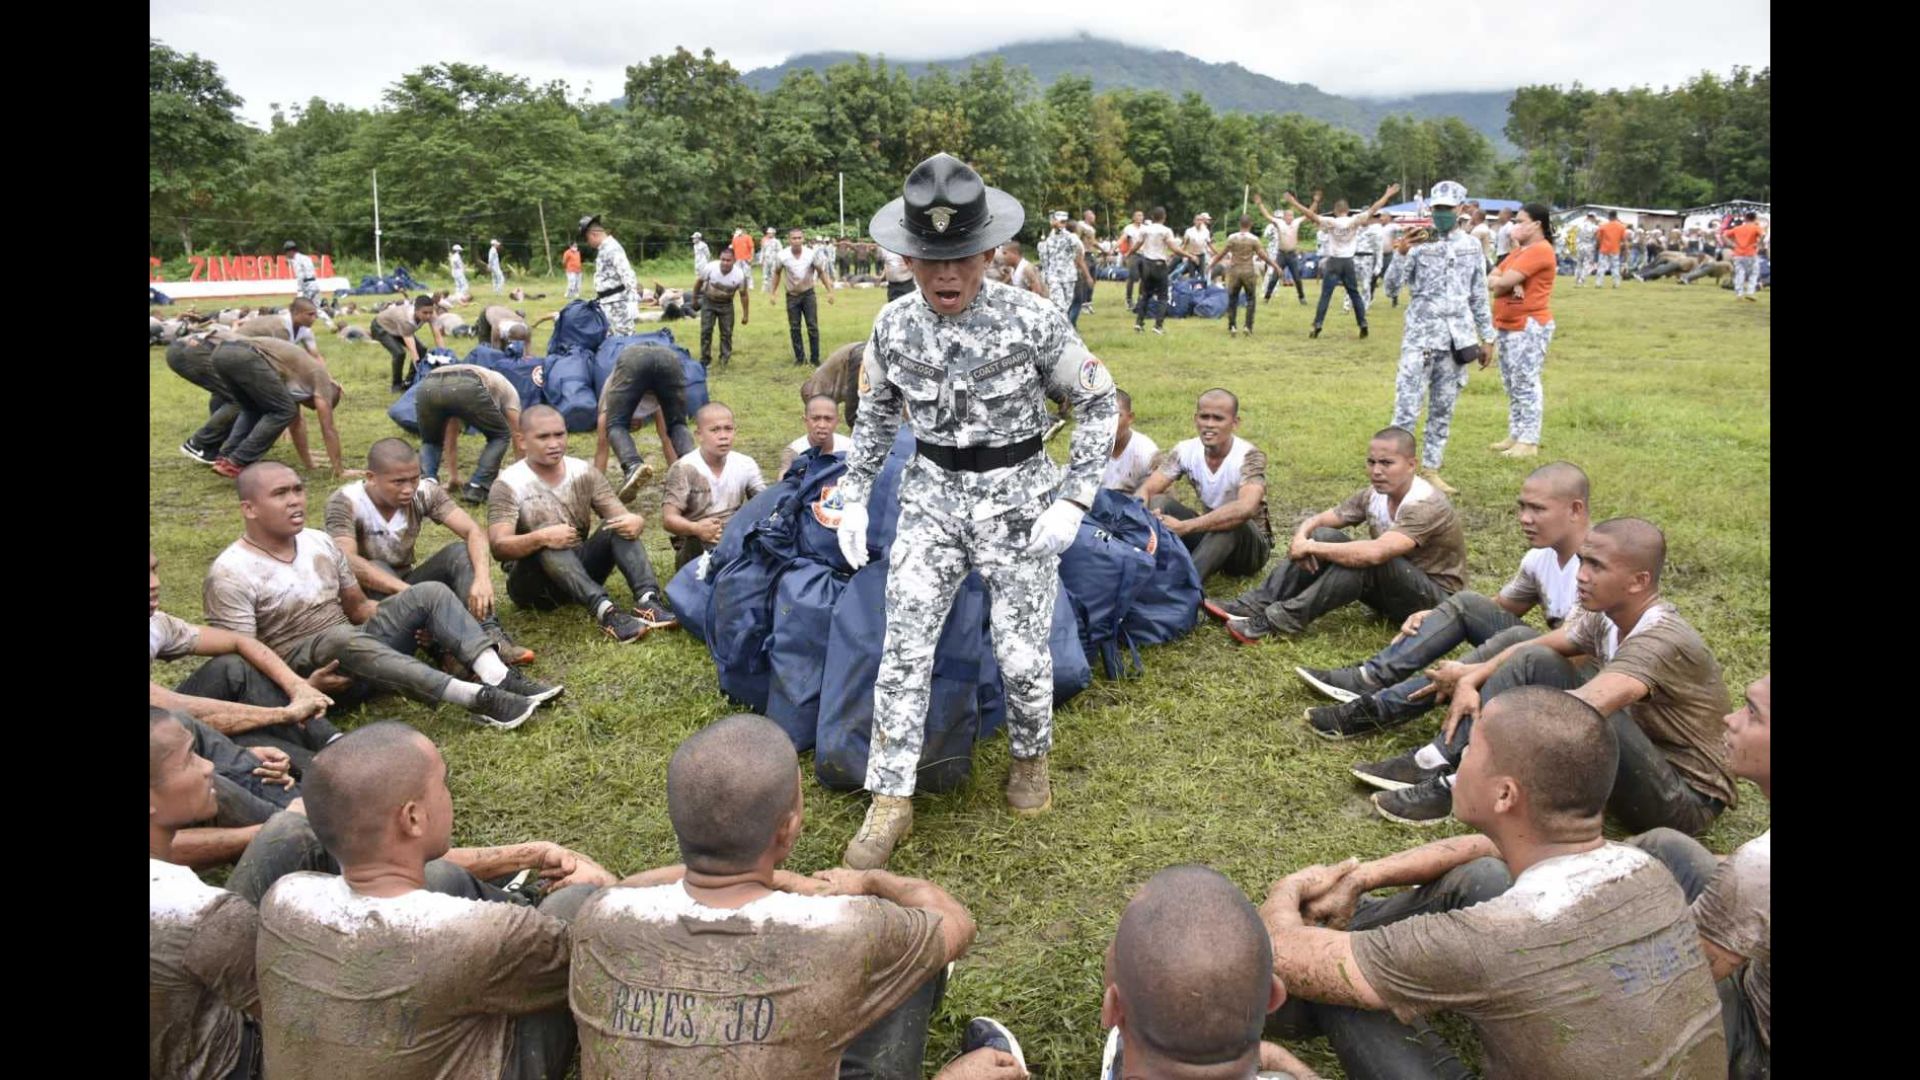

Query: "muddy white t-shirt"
<box><xmin>1352</xmin><ymin>843</ymin><xmax>1727</xmax><ymax>1079</ymax></box>
<box><xmin>150</xmin><ymin>858</ymin><xmax>259</xmax><ymax>1079</ymax></box>
<box><xmin>568</xmin><ymin>882</ymin><xmax>947</xmax><ymax>1079</ymax></box>
<box><xmin>202</xmin><ymin>529</ymin><xmax>355</xmax><ymax>658</ymax></box>
<box><xmin>257</xmin><ymin>872</ymin><xmax>574</xmax><ymax>1080</ymax></box>
<box><xmin>1102</xmin><ymin>431</ymin><xmax>1160</xmax><ymax>495</ymax></box>
<box><xmin>1499</xmin><ymin>546</ymin><xmax>1584</xmax><ymax>626</ymax></box>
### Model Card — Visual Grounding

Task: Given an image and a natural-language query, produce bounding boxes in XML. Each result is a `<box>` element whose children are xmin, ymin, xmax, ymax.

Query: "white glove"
<box><xmin>838</xmin><ymin>501</ymin><xmax>871</xmax><ymax>570</ymax></box>
<box><xmin>1025</xmin><ymin>499</ymin><xmax>1086</xmax><ymax>557</ymax></box>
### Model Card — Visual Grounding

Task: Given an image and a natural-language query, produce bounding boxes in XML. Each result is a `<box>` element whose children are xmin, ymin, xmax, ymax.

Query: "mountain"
<box><xmin>738</xmin><ymin>35</ymin><xmax>1516</xmax><ymax>152</ymax></box>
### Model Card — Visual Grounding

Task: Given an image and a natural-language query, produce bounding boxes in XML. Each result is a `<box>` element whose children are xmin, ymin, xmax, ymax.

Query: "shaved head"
<box><xmin>1593</xmin><ymin>517</ymin><xmax>1667</xmax><ymax>587</ymax></box>
<box><xmin>1373</xmin><ymin>426</ymin><xmax>1417</xmax><ymax>458</ymax></box>
<box><xmin>150</xmin><ymin>707</ymin><xmax>186</xmax><ymax>785</ymax></box>
<box><xmin>520</xmin><ymin>403</ymin><xmax>565</xmax><ymax>433</ymax></box>
<box><xmin>236</xmin><ymin>460</ymin><xmax>296</xmax><ymax>501</ymax></box>
<box><xmin>367</xmin><ymin>437</ymin><xmax>419</xmax><ymax>473</ymax></box>
<box><xmin>303</xmin><ymin>722</ymin><xmax>437</xmax><ymax>865</ymax></box>
<box><xmin>667</xmin><ymin>714</ymin><xmax>801</xmax><ymax>873</ymax></box>
<box><xmin>1115</xmin><ymin>389</ymin><xmax>1132</xmax><ymax>413</ymax></box>
<box><xmin>289</xmin><ymin>297</ymin><xmax>317</xmax><ymax>315</ymax></box>
<box><xmin>1482</xmin><ymin>687</ymin><xmax>1617</xmax><ymax>828</ymax></box>
<box><xmin>1112</xmin><ymin>865</ymin><xmax>1272</xmax><ymax>1065</ymax></box>
<box><xmin>1197</xmin><ymin>388</ymin><xmax>1239</xmax><ymax>416</ymax></box>
<box><xmin>804</xmin><ymin>393</ymin><xmax>837</xmax><ymax>411</ymax></box>
<box><xmin>694</xmin><ymin>402</ymin><xmax>733</xmax><ymax>428</ymax></box>
<box><xmin>1527</xmin><ymin>461</ymin><xmax>1590</xmax><ymax>504</ymax></box>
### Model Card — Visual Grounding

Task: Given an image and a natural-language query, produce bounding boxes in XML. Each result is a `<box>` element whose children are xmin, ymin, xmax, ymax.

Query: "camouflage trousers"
<box><xmin>868</xmin><ymin>492</ymin><xmax>1056</xmax><ymax>798</ymax></box>
<box><xmin>295</xmin><ymin>279</ymin><xmax>320</xmax><ymax>305</ymax></box>
<box><xmin>602</xmin><ymin>294</ymin><xmax>637</xmax><ymax>336</ymax></box>
<box><xmin>1574</xmin><ymin>248</ymin><xmax>1596</xmax><ymax>285</ymax></box>
<box><xmin>1045</xmin><ymin>274</ymin><xmax>1076</xmax><ymax>316</ymax></box>
<box><xmin>1391</xmin><ymin>345</ymin><xmax>1469</xmax><ymax>470</ymax></box>
<box><xmin>1731</xmin><ymin>255</ymin><xmax>1760</xmax><ymax>297</ymax></box>
<box><xmin>1343</xmin><ymin>255</ymin><xmax>1376</xmax><ymax>313</ymax></box>
<box><xmin>1496</xmin><ymin>317</ymin><xmax>1554</xmax><ymax>444</ymax></box>
<box><xmin>1597</xmin><ymin>252</ymin><xmax>1623</xmax><ymax>286</ymax></box>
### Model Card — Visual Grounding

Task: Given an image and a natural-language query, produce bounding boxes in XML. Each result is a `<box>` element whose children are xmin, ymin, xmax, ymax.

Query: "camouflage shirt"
<box><xmin>593</xmin><ymin>236</ymin><xmax>637</xmax><ymax>300</ymax></box>
<box><xmin>1383</xmin><ymin>231</ymin><xmax>1494</xmax><ymax>350</ymax></box>
<box><xmin>845</xmin><ymin>281</ymin><xmax>1118</xmax><ymax>518</ymax></box>
<box><xmin>1037</xmin><ymin>230</ymin><xmax>1084</xmax><ymax>284</ymax></box>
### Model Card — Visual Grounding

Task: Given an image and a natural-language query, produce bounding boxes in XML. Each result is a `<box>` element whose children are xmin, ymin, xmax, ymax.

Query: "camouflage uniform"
<box><xmin>1344</xmin><ymin>224</ymin><xmax>1381</xmax><ymax>314</ymax></box>
<box><xmin>1574</xmin><ymin>222</ymin><xmax>1598</xmax><ymax>285</ymax></box>
<box><xmin>290</xmin><ymin>252</ymin><xmax>320</xmax><ymax>304</ymax></box>
<box><xmin>1383</xmin><ymin>230</ymin><xmax>1493</xmax><ymax>470</ymax></box>
<box><xmin>449</xmin><ymin>251</ymin><xmax>469</xmax><ymax>296</ymax></box>
<box><xmin>1037</xmin><ymin>229</ymin><xmax>1084</xmax><ymax>317</ymax></box>
<box><xmin>593</xmin><ymin>235</ymin><xmax>639</xmax><ymax>337</ymax></box>
<box><xmin>845</xmin><ymin>281</ymin><xmax>1118</xmax><ymax>798</ymax></box>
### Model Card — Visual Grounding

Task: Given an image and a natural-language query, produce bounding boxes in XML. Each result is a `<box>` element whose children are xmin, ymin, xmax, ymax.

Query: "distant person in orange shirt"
<box><xmin>730</xmin><ymin>228</ymin><xmax>756</xmax><ymax>289</ymax></box>
<box><xmin>1486</xmin><ymin>204</ymin><xmax>1560</xmax><ymax>457</ymax></box>
<box><xmin>563</xmin><ymin>243</ymin><xmax>583</xmax><ymax>299</ymax></box>
<box><xmin>1721</xmin><ymin>212</ymin><xmax>1765</xmax><ymax>301</ymax></box>
<box><xmin>1595</xmin><ymin>211</ymin><xmax>1628</xmax><ymax>289</ymax></box>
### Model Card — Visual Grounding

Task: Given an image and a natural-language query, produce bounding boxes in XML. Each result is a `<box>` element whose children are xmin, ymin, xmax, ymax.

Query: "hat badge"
<box><xmin>929</xmin><ymin>206</ymin><xmax>956</xmax><ymax>233</ymax></box>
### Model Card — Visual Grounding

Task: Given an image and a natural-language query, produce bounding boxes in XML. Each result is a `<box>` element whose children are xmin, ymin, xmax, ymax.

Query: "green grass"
<box><xmin>149</xmin><ymin>268</ymin><xmax>1770</xmax><ymax>1078</ymax></box>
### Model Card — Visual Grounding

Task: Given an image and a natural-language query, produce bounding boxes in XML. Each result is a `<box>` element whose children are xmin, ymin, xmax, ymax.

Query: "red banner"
<box><xmin>150</xmin><ymin>254</ymin><xmax>335</xmax><ymax>283</ymax></box>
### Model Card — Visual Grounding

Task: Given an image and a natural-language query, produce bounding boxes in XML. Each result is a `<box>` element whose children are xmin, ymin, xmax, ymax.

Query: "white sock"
<box><xmin>1413</xmin><ymin>744</ymin><xmax>1450</xmax><ymax>770</ymax></box>
<box><xmin>471</xmin><ymin>650</ymin><xmax>508</xmax><ymax>685</ymax></box>
<box><xmin>594</xmin><ymin>599</ymin><xmax>614</xmax><ymax>620</ymax></box>
<box><xmin>443</xmin><ymin>679</ymin><xmax>484</xmax><ymax>707</ymax></box>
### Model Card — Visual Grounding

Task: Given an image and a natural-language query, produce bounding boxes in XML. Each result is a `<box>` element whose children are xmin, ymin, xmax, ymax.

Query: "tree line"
<box><xmin>150</xmin><ymin>40</ymin><xmax>1769</xmax><ymax>269</ymax></box>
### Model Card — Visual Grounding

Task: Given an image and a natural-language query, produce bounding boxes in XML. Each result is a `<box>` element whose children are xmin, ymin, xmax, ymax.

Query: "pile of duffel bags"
<box><xmin>667</xmin><ymin>432</ymin><xmax>1202</xmax><ymax>793</ymax></box>
<box><xmin>387</xmin><ymin>299</ymin><xmax>708</xmax><ymax>435</ymax></box>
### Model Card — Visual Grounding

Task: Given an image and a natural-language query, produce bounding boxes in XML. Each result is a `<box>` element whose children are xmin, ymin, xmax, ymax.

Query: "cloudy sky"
<box><xmin>153</xmin><ymin>0</ymin><xmax>1769</xmax><ymax>128</ymax></box>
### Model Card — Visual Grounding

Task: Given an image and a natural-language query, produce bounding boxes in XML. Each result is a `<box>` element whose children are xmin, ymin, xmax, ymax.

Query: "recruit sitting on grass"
<box><xmin>567</xmin><ymin>713</ymin><xmax>978</xmax><ymax>1080</ymax></box>
<box><xmin>660</xmin><ymin>403</ymin><xmax>768</xmax><ymax>570</ymax></box>
<box><xmin>1296</xmin><ymin>461</ymin><xmax>1591</xmax><ymax>740</ymax></box>
<box><xmin>1133</xmin><ymin>388</ymin><xmax>1272</xmax><ymax>582</ymax></box>
<box><xmin>254</xmin><ymin>723</ymin><xmax>617</xmax><ymax>1080</ymax></box>
<box><xmin>1354</xmin><ymin>517</ymin><xmax>1737</xmax><ymax>834</ymax></box>
<box><xmin>324</xmin><ymin>437</ymin><xmax>531</xmax><ymax>664</ymax></box>
<box><xmin>779</xmin><ymin>393</ymin><xmax>853</xmax><ymax>476</ymax></box>
<box><xmin>205</xmin><ymin>462</ymin><xmax>561</xmax><ymax>731</ymax></box>
<box><xmin>1261</xmin><ymin>687</ymin><xmax>1729</xmax><ymax>1079</ymax></box>
<box><xmin>1207</xmin><ymin>426</ymin><xmax>1466</xmax><ymax>644</ymax></box>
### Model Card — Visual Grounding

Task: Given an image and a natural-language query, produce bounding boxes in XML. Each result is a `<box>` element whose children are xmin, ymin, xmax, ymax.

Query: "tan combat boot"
<box><xmin>1419</xmin><ymin>468</ymin><xmax>1458</xmax><ymax>496</ymax></box>
<box><xmin>1500</xmin><ymin>442</ymin><xmax>1539</xmax><ymax>458</ymax></box>
<box><xmin>1006</xmin><ymin>754</ymin><xmax>1053</xmax><ymax>816</ymax></box>
<box><xmin>843</xmin><ymin>795</ymin><xmax>913</xmax><ymax>869</ymax></box>
<box><xmin>1488</xmin><ymin>437</ymin><xmax>1515</xmax><ymax>452</ymax></box>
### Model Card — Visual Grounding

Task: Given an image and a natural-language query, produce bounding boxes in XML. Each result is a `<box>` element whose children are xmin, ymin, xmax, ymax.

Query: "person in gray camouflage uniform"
<box><xmin>838</xmin><ymin>154</ymin><xmax>1120</xmax><ymax>869</ymax></box>
<box><xmin>285</xmin><ymin>241</ymin><xmax>321</xmax><ymax>305</ymax></box>
<box><xmin>1573</xmin><ymin>212</ymin><xmax>1600</xmax><ymax>286</ymax></box>
<box><xmin>1382</xmin><ymin>181</ymin><xmax>1493</xmax><ymax>497</ymax></box>
<box><xmin>1038</xmin><ymin>210</ymin><xmax>1093</xmax><ymax>326</ymax></box>
<box><xmin>580</xmin><ymin>215</ymin><xmax>639</xmax><ymax>337</ymax></box>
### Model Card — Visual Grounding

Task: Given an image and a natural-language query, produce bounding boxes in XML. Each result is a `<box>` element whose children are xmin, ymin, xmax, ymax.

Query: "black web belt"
<box><xmin>916</xmin><ymin>436</ymin><xmax>1043</xmax><ymax>473</ymax></box>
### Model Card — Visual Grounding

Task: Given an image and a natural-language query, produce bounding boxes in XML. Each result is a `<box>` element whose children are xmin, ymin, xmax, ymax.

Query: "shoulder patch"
<box><xmin>812</xmin><ymin>485</ymin><xmax>844</xmax><ymax>530</ymax></box>
<box><xmin>1078</xmin><ymin>354</ymin><xmax>1114</xmax><ymax>393</ymax></box>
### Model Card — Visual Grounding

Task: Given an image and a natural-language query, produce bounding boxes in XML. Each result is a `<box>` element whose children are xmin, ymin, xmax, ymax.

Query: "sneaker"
<box><xmin>212</xmin><ymin>457</ymin><xmax>243</xmax><ymax>479</ymax></box>
<box><xmin>843</xmin><ymin>794</ymin><xmax>914</xmax><ymax>869</ymax></box>
<box><xmin>1228</xmin><ymin>324</ymin><xmax>1238</xmax><ymax>335</ymax></box>
<box><xmin>390</xmin><ymin>382</ymin><xmax>407</xmax><ymax>394</ymax></box>
<box><xmin>598</xmin><ymin>606</ymin><xmax>648</xmax><ymax>643</ymax></box>
<box><xmin>1151</xmin><ymin>326</ymin><xmax>1165</xmax><ymax>335</ymax></box>
<box><xmin>484</xmin><ymin>624</ymin><xmax>535</xmax><ymax>666</ymax></box>
<box><xmin>1043</xmin><ymin>416</ymin><xmax>1068</xmax><ymax>443</ymax></box>
<box><xmin>1005</xmin><ymin>754</ymin><xmax>1052</xmax><ymax>815</ymax></box>
<box><xmin>469</xmin><ymin>685</ymin><xmax>538</xmax><ymax>730</ymax></box>
<box><xmin>618</xmin><ymin>461</ymin><xmax>654</xmax><ymax>502</ymax></box>
<box><xmin>1373</xmin><ymin>776</ymin><xmax>1455</xmax><ymax>825</ymax></box>
<box><xmin>1309</xmin><ymin>326</ymin><xmax>1322</xmax><ymax>339</ymax></box>
<box><xmin>1133</xmin><ymin>324</ymin><xmax>1144</xmax><ymax>333</ymax></box>
<box><xmin>632</xmin><ymin>592</ymin><xmax>679</xmax><ymax>630</ymax></box>
<box><xmin>962</xmin><ymin>1017</ymin><xmax>1027</xmax><ymax>1073</ymax></box>
<box><xmin>460</xmin><ymin>483</ymin><xmax>490</xmax><ymax>505</ymax></box>
<box><xmin>1358</xmin><ymin>325</ymin><xmax>1369</xmax><ymax>339</ymax></box>
<box><xmin>1202</xmin><ymin>597</ymin><xmax>1257</xmax><ymax>622</ymax></box>
<box><xmin>1304</xmin><ymin>696</ymin><xmax>1395</xmax><ymax>740</ymax></box>
<box><xmin>497</xmin><ymin>669</ymin><xmax>564</xmax><ymax>706</ymax></box>
<box><xmin>1225</xmin><ymin>613</ymin><xmax>1273</xmax><ymax>645</ymax></box>
<box><xmin>179</xmin><ymin>442</ymin><xmax>217</xmax><ymax>465</ymax></box>
<box><xmin>1294</xmin><ymin>665</ymin><xmax>1377</xmax><ymax>703</ymax></box>
<box><xmin>1351</xmin><ymin>748</ymin><xmax>1444</xmax><ymax>791</ymax></box>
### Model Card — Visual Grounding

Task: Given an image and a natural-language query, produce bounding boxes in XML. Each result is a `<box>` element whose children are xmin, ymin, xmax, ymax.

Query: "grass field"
<box><xmin>149</xmin><ymin>262</ymin><xmax>1770</xmax><ymax>1078</ymax></box>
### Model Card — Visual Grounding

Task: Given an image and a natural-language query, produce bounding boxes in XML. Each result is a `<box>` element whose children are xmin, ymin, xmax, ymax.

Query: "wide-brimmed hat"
<box><xmin>870</xmin><ymin>153</ymin><xmax>1023</xmax><ymax>260</ymax></box>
